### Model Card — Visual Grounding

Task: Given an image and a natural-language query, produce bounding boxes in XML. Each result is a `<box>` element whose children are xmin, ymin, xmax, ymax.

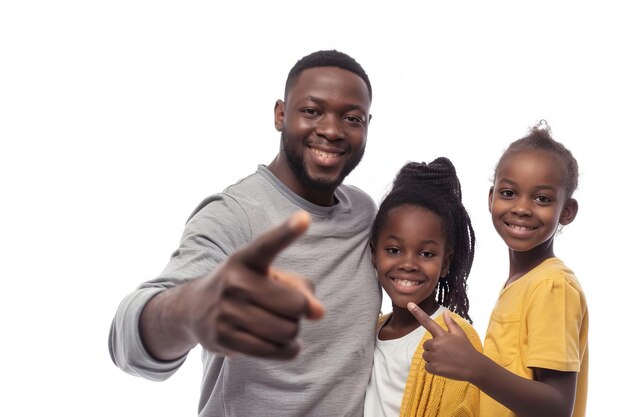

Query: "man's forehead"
<box><xmin>287</xmin><ymin>67</ymin><xmax>371</xmax><ymax>103</ymax></box>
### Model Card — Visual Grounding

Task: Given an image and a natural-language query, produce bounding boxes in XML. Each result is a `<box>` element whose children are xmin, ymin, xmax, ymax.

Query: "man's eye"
<box><xmin>344</xmin><ymin>115</ymin><xmax>364</xmax><ymax>124</ymax></box>
<box><xmin>302</xmin><ymin>108</ymin><xmax>320</xmax><ymax>116</ymax></box>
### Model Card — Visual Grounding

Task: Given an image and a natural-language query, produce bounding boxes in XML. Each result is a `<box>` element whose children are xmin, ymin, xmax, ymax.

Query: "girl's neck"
<box><xmin>380</xmin><ymin>299</ymin><xmax>440</xmax><ymax>340</ymax></box>
<box><xmin>506</xmin><ymin>237</ymin><xmax>556</xmax><ymax>286</ymax></box>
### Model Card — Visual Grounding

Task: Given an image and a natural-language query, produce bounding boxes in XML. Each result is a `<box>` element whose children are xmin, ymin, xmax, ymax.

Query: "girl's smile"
<box><xmin>373</xmin><ymin>205</ymin><xmax>450</xmax><ymax>313</ymax></box>
<box><xmin>490</xmin><ymin>150</ymin><xmax>568</xmax><ymax>254</ymax></box>
<box><xmin>503</xmin><ymin>221</ymin><xmax>539</xmax><ymax>237</ymax></box>
<box><xmin>387</xmin><ymin>275</ymin><xmax>427</xmax><ymax>293</ymax></box>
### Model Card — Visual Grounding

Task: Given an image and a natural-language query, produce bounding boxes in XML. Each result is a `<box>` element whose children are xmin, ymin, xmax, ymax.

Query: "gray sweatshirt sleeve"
<box><xmin>108</xmin><ymin>194</ymin><xmax>251</xmax><ymax>380</ymax></box>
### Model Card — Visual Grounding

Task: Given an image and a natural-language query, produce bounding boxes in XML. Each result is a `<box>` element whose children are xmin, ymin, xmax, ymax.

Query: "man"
<box><xmin>109</xmin><ymin>50</ymin><xmax>381</xmax><ymax>416</ymax></box>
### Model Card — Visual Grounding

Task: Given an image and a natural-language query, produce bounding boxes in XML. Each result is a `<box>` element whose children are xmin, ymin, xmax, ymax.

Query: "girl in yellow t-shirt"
<box><xmin>364</xmin><ymin>157</ymin><xmax>482</xmax><ymax>417</ymax></box>
<box><xmin>409</xmin><ymin>121</ymin><xmax>588</xmax><ymax>417</ymax></box>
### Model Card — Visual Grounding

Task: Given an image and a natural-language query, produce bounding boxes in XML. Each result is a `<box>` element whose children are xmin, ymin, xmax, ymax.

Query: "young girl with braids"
<box><xmin>364</xmin><ymin>157</ymin><xmax>482</xmax><ymax>417</ymax></box>
<box><xmin>409</xmin><ymin>122</ymin><xmax>588</xmax><ymax>417</ymax></box>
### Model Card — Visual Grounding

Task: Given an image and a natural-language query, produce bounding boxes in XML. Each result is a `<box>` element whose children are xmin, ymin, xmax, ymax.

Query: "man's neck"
<box><xmin>266</xmin><ymin>157</ymin><xmax>337</xmax><ymax>207</ymax></box>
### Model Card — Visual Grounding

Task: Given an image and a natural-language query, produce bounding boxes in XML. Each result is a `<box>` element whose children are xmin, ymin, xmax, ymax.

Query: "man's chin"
<box><xmin>305</xmin><ymin>175</ymin><xmax>343</xmax><ymax>192</ymax></box>
<box><xmin>289</xmin><ymin>156</ymin><xmax>354</xmax><ymax>192</ymax></box>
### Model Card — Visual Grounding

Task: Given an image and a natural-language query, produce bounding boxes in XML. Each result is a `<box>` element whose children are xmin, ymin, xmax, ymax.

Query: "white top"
<box><xmin>364</xmin><ymin>305</ymin><xmax>446</xmax><ymax>417</ymax></box>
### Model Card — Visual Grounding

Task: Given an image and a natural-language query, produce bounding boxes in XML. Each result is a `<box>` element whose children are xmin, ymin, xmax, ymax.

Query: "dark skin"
<box><xmin>140</xmin><ymin>211</ymin><xmax>323</xmax><ymax>360</ymax></box>
<box><xmin>408</xmin><ymin>306</ymin><xmax>578</xmax><ymax>417</ymax></box>
<box><xmin>372</xmin><ymin>206</ymin><xmax>452</xmax><ymax>341</ymax></box>
<box><xmin>409</xmin><ymin>150</ymin><xmax>580</xmax><ymax>417</ymax></box>
<box><xmin>269</xmin><ymin>67</ymin><xmax>371</xmax><ymax>207</ymax></box>
<box><xmin>139</xmin><ymin>66</ymin><xmax>371</xmax><ymax>361</ymax></box>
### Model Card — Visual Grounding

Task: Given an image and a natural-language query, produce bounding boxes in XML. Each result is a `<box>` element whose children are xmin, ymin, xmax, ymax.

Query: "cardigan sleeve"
<box><xmin>399</xmin><ymin>311</ymin><xmax>482</xmax><ymax>417</ymax></box>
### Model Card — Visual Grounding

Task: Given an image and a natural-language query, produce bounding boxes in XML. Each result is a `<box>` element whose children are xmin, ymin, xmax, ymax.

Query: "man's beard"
<box><xmin>282</xmin><ymin>132</ymin><xmax>363</xmax><ymax>192</ymax></box>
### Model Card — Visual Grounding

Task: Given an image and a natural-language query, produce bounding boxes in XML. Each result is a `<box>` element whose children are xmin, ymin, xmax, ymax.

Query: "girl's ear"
<box><xmin>370</xmin><ymin>242</ymin><xmax>377</xmax><ymax>270</ymax></box>
<box><xmin>559</xmin><ymin>198</ymin><xmax>579</xmax><ymax>226</ymax></box>
<box><xmin>441</xmin><ymin>249</ymin><xmax>454</xmax><ymax>278</ymax></box>
<box><xmin>488</xmin><ymin>186</ymin><xmax>494</xmax><ymax>213</ymax></box>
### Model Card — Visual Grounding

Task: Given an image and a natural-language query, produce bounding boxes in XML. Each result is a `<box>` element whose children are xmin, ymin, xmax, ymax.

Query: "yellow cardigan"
<box><xmin>377</xmin><ymin>311</ymin><xmax>483</xmax><ymax>417</ymax></box>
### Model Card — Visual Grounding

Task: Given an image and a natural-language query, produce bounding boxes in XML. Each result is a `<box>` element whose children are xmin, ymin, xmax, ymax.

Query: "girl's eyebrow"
<box><xmin>533</xmin><ymin>184</ymin><xmax>558</xmax><ymax>192</ymax></box>
<box><xmin>384</xmin><ymin>234</ymin><xmax>441</xmax><ymax>246</ymax></box>
<box><xmin>498</xmin><ymin>178</ymin><xmax>558</xmax><ymax>192</ymax></box>
<box><xmin>496</xmin><ymin>177</ymin><xmax>517</xmax><ymax>186</ymax></box>
<box><xmin>383</xmin><ymin>234</ymin><xmax>403</xmax><ymax>242</ymax></box>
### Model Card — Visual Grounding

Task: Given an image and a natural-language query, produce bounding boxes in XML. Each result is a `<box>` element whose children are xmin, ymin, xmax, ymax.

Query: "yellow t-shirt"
<box><xmin>480</xmin><ymin>258</ymin><xmax>589</xmax><ymax>417</ymax></box>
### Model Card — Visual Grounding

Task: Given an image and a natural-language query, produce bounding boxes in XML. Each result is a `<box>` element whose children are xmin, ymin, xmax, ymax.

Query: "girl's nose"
<box><xmin>511</xmin><ymin>200</ymin><xmax>532</xmax><ymax>216</ymax></box>
<box><xmin>398</xmin><ymin>254</ymin><xmax>419</xmax><ymax>271</ymax></box>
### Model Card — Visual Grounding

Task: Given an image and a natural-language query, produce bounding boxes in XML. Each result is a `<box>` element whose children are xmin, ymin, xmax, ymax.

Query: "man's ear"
<box><xmin>274</xmin><ymin>100</ymin><xmax>285</xmax><ymax>132</ymax></box>
<box><xmin>559</xmin><ymin>198</ymin><xmax>578</xmax><ymax>226</ymax></box>
<box><xmin>488</xmin><ymin>186</ymin><xmax>494</xmax><ymax>213</ymax></box>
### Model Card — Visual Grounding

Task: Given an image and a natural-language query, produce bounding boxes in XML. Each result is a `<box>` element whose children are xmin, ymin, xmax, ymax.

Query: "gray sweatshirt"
<box><xmin>109</xmin><ymin>165</ymin><xmax>382</xmax><ymax>417</ymax></box>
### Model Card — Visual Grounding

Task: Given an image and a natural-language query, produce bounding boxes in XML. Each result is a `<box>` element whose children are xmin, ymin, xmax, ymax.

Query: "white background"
<box><xmin>1</xmin><ymin>1</ymin><xmax>623</xmax><ymax>415</ymax></box>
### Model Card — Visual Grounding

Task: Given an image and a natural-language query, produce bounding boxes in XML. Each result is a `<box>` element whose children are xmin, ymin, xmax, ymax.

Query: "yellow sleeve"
<box><xmin>399</xmin><ymin>312</ymin><xmax>482</xmax><ymax>417</ymax></box>
<box><xmin>526</xmin><ymin>276</ymin><xmax>585</xmax><ymax>371</ymax></box>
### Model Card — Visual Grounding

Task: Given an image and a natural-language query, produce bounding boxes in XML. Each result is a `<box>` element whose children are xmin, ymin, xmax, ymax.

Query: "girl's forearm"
<box><xmin>470</xmin><ymin>354</ymin><xmax>576</xmax><ymax>417</ymax></box>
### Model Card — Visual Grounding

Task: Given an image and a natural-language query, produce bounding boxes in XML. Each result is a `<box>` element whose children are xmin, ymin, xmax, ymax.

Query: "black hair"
<box><xmin>371</xmin><ymin>157</ymin><xmax>475</xmax><ymax>322</ymax></box>
<box><xmin>494</xmin><ymin>120</ymin><xmax>579</xmax><ymax>199</ymax></box>
<box><xmin>284</xmin><ymin>50</ymin><xmax>372</xmax><ymax>101</ymax></box>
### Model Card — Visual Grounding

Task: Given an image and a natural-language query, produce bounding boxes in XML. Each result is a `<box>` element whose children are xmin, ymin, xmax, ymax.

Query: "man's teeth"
<box><xmin>311</xmin><ymin>148</ymin><xmax>340</xmax><ymax>159</ymax></box>
<box><xmin>397</xmin><ymin>279</ymin><xmax>420</xmax><ymax>287</ymax></box>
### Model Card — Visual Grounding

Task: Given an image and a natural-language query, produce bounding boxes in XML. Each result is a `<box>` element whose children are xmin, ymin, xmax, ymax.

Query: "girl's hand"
<box><xmin>408</xmin><ymin>302</ymin><xmax>482</xmax><ymax>382</ymax></box>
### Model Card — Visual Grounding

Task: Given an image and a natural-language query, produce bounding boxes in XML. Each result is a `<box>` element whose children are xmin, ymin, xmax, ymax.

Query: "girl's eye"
<box><xmin>500</xmin><ymin>189</ymin><xmax>515</xmax><ymax>198</ymax></box>
<box><xmin>535</xmin><ymin>195</ymin><xmax>552</xmax><ymax>204</ymax></box>
<box><xmin>420</xmin><ymin>251</ymin><xmax>435</xmax><ymax>258</ymax></box>
<box><xmin>385</xmin><ymin>247</ymin><xmax>400</xmax><ymax>255</ymax></box>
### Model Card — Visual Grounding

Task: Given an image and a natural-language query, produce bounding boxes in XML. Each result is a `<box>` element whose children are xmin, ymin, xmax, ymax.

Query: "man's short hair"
<box><xmin>284</xmin><ymin>50</ymin><xmax>372</xmax><ymax>100</ymax></box>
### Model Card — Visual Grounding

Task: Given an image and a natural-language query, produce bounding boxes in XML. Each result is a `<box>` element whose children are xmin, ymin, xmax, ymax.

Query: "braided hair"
<box><xmin>371</xmin><ymin>157</ymin><xmax>476</xmax><ymax>322</ymax></box>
